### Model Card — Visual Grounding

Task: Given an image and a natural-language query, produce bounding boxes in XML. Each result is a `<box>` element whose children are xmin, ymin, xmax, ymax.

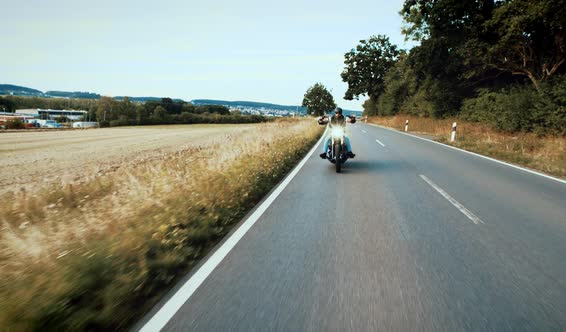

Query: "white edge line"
<box><xmin>419</xmin><ymin>175</ymin><xmax>484</xmax><ymax>225</ymax></box>
<box><xmin>375</xmin><ymin>139</ymin><xmax>385</xmax><ymax>147</ymax></box>
<box><xmin>366</xmin><ymin>123</ymin><xmax>566</xmax><ymax>185</ymax></box>
<box><xmin>139</xmin><ymin>132</ymin><xmax>326</xmax><ymax>332</ymax></box>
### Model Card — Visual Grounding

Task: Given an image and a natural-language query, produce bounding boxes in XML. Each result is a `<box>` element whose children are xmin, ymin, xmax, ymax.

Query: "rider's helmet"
<box><xmin>334</xmin><ymin>107</ymin><xmax>343</xmax><ymax>115</ymax></box>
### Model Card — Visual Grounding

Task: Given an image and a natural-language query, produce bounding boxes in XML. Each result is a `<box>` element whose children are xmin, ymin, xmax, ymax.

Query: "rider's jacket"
<box><xmin>329</xmin><ymin>114</ymin><xmax>346</xmax><ymax>128</ymax></box>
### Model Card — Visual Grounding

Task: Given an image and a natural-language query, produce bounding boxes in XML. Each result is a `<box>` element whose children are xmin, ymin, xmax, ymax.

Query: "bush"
<box><xmin>399</xmin><ymin>86</ymin><xmax>435</xmax><ymax>117</ymax></box>
<box><xmin>197</xmin><ymin>105</ymin><xmax>230</xmax><ymax>115</ymax></box>
<box><xmin>4</xmin><ymin>118</ymin><xmax>26</xmax><ymax>129</ymax></box>
<box><xmin>179</xmin><ymin>111</ymin><xmax>198</xmax><ymax>124</ymax></box>
<box><xmin>362</xmin><ymin>97</ymin><xmax>377</xmax><ymax>116</ymax></box>
<box><xmin>109</xmin><ymin>119</ymin><xmax>138</xmax><ymax>127</ymax></box>
<box><xmin>534</xmin><ymin>76</ymin><xmax>566</xmax><ymax>136</ymax></box>
<box><xmin>376</xmin><ymin>93</ymin><xmax>398</xmax><ymax>116</ymax></box>
<box><xmin>461</xmin><ymin>77</ymin><xmax>566</xmax><ymax>135</ymax></box>
<box><xmin>461</xmin><ymin>88</ymin><xmax>533</xmax><ymax>132</ymax></box>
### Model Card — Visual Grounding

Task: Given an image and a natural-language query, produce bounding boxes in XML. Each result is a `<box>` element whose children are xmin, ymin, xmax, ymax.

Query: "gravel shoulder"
<box><xmin>0</xmin><ymin>124</ymin><xmax>258</xmax><ymax>195</ymax></box>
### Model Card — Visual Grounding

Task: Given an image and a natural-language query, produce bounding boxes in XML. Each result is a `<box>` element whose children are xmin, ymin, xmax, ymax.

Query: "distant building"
<box><xmin>15</xmin><ymin>109</ymin><xmax>87</xmax><ymax>120</ymax></box>
<box><xmin>72</xmin><ymin>122</ymin><xmax>98</xmax><ymax>128</ymax></box>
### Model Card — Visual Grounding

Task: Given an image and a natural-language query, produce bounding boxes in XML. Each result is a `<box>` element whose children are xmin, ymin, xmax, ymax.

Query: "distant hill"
<box><xmin>114</xmin><ymin>96</ymin><xmax>185</xmax><ymax>103</ymax></box>
<box><xmin>0</xmin><ymin>84</ymin><xmax>180</xmax><ymax>102</ymax></box>
<box><xmin>0</xmin><ymin>84</ymin><xmax>361</xmax><ymax>114</ymax></box>
<box><xmin>46</xmin><ymin>91</ymin><xmax>101</xmax><ymax>99</ymax></box>
<box><xmin>0</xmin><ymin>84</ymin><xmax>44</xmax><ymax>96</ymax></box>
<box><xmin>192</xmin><ymin>99</ymin><xmax>307</xmax><ymax>113</ymax></box>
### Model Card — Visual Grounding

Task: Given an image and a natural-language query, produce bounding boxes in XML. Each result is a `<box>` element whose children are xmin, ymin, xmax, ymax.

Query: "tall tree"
<box><xmin>119</xmin><ymin>96</ymin><xmax>136</xmax><ymax>119</ymax></box>
<box><xmin>400</xmin><ymin>0</ymin><xmax>497</xmax><ymax>116</ymax></box>
<box><xmin>301</xmin><ymin>83</ymin><xmax>336</xmax><ymax>116</ymax></box>
<box><xmin>96</xmin><ymin>97</ymin><xmax>119</xmax><ymax>122</ymax></box>
<box><xmin>401</xmin><ymin>0</ymin><xmax>495</xmax><ymax>43</ymax></box>
<box><xmin>375</xmin><ymin>52</ymin><xmax>417</xmax><ymax>116</ymax></box>
<box><xmin>341</xmin><ymin>35</ymin><xmax>400</xmax><ymax>104</ymax></box>
<box><xmin>0</xmin><ymin>97</ymin><xmax>16</xmax><ymax>112</ymax></box>
<box><xmin>401</xmin><ymin>0</ymin><xmax>566</xmax><ymax>91</ymax></box>
<box><xmin>152</xmin><ymin>106</ymin><xmax>167</xmax><ymax>120</ymax></box>
<box><xmin>482</xmin><ymin>0</ymin><xmax>566</xmax><ymax>90</ymax></box>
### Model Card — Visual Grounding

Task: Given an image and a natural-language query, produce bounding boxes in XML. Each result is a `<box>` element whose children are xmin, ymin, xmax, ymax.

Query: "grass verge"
<box><xmin>0</xmin><ymin>119</ymin><xmax>323</xmax><ymax>331</ymax></box>
<box><xmin>368</xmin><ymin>115</ymin><xmax>566</xmax><ymax>179</ymax></box>
<box><xmin>368</xmin><ymin>115</ymin><xmax>566</xmax><ymax>178</ymax></box>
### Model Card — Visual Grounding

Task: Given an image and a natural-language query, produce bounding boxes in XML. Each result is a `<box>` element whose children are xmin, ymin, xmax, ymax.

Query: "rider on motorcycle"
<box><xmin>319</xmin><ymin>107</ymin><xmax>355</xmax><ymax>159</ymax></box>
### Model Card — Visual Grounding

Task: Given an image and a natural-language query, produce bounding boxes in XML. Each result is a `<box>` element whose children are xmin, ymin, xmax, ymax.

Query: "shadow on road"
<box><xmin>322</xmin><ymin>159</ymin><xmax>400</xmax><ymax>175</ymax></box>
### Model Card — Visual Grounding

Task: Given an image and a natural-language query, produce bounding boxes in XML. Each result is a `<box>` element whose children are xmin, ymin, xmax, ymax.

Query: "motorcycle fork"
<box><xmin>331</xmin><ymin>137</ymin><xmax>335</xmax><ymax>159</ymax></box>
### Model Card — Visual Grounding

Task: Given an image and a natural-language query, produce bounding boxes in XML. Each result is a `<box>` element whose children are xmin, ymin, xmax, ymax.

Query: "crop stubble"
<box><xmin>0</xmin><ymin>124</ymin><xmax>258</xmax><ymax>195</ymax></box>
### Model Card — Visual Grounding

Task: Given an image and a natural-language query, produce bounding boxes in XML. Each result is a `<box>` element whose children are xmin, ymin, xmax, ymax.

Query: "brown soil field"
<box><xmin>0</xmin><ymin>124</ymin><xmax>258</xmax><ymax>195</ymax></box>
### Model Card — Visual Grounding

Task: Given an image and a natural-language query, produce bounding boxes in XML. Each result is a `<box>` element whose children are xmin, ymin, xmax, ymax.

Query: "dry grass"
<box><xmin>368</xmin><ymin>115</ymin><xmax>566</xmax><ymax>178</ymax></box>
<box><xmin>0</xmin><ymin>119</ymin><xmax>323</xmax><ymax>331</ymax></box>
<box><xmin>0</xmin><ymin>124</ymin><xmax>261</xmax><ymax>195</ymax></box>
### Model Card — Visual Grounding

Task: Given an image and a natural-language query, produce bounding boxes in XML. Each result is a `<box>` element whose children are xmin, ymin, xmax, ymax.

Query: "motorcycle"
<box><xmin>326</xmin><ymin>126</ymin><xmax>348</xmax><ymax>173</ymax></box>
<box><xmin>318</xmin><ymin>116</ymin><xmax>351</xmax><ymax>173</ymax></box>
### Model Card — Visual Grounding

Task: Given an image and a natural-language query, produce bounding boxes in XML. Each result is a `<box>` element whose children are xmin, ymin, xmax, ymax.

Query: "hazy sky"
<box><xmin>3</xmin><ymin>0</ymin><xmax>414</xmax><ymax>111</ymax></box>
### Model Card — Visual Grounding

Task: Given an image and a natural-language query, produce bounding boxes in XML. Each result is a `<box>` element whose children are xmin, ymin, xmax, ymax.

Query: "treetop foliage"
<box><xmin>341</xmin><ymin>35</ymin><xmax>400</xmax><ymax>101</ymax></box>
<box><xmin>302</xmin><ymin>83</ymin><xmax>337</xmax><ymax>116</ymax></box>
<box><xmin>346</xmin><ymin>0</ymin><xmax>566</xmax><ymax>134</ymax></box>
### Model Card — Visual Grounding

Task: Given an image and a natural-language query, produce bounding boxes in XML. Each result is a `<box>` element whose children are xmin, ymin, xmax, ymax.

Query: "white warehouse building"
<box><xmin>16</xmin><ymin>109</ymin><xmax>87</xmax><ymax>120</ymax></box>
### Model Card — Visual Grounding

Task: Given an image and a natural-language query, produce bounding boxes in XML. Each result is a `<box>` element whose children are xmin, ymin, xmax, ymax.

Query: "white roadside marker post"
<box><xmin>451</xmin><ymin>122</ymin><xmax>457</xmax><ymax>142</ymax></box>
<box><xmin>405</xmin><ymin>119</ymin><xmax>409</xmax><ymax>132</ymax></box>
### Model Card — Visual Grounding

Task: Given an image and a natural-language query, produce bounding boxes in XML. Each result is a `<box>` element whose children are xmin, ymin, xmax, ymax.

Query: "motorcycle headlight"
<box><xmin>331</xmin><ymin>127</ymin><xmax>344</xmax><ymax>138</ymax></box>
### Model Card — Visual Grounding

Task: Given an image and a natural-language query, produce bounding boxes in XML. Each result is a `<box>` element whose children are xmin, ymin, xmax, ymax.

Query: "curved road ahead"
<box><xmin>137</xmin><ymin>123</ymin><xmax>566</xmax><ymax>332</ymax></box>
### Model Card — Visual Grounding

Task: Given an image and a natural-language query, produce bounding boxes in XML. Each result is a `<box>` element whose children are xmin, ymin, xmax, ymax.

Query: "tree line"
<box><xmin>327</xmin><ymin>0</ymin><xmax>565</xmax><ymax>135</ymax></box>
<box><xmin>0</xmin><ymin>96</ymin><xmax>268</xmax><ymax>126</ymax></box>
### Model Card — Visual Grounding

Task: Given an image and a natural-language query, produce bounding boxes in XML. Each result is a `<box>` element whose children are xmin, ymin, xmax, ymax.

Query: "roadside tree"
<box><xmin>483</xmin><ymin>0</ymin><xmax>566</xmax><ymax>91</ymax></box>
<box><xmin>341</xmin><ymin>35</ymin><xmax>400</xmax><ymax>113</ymax></box>
<box><xmin>301</xmin><ymin>83</ymin><xmax>336</xmax><ymax>116</ymax></box>
<box><xmin>0</xmin><ymin>97</ymin><xmax>16</xmax><ymax>112</ymax></box>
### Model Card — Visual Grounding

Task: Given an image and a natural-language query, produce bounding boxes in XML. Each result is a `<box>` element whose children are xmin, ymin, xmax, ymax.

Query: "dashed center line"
<box><xmin>419</xmin><ymin>175</ymin><xmax>485</xmax><ymax>225</ymax></box>
<box><xmin>375</xmin><ymin>139</ymin><xmax>385</xmax><ymax>147</ymax></box>
<box><xmin>361</xmin><ymin>129</ymin><xmax>367</xmax><ymax>134</ymax></box>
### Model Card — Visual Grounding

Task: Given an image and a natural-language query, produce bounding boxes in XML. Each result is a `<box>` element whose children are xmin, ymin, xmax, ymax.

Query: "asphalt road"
<box><xmin>138</xmin><ymin>123</ymin><xmax>566</xmax><ymax>332</ymax></box>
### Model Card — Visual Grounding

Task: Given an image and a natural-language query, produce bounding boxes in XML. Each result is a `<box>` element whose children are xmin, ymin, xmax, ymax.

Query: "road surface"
<box><xmin>137</xmin><ymin>123</ymin><xmax>566</xmax><ymax>331</ymax></box>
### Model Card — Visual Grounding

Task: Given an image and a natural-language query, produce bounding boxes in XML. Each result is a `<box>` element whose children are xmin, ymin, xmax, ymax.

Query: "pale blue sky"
<box><xmin>2</xmin><ymin>0</ymin><xmax>414</xmax><ymax>111</ymax></box>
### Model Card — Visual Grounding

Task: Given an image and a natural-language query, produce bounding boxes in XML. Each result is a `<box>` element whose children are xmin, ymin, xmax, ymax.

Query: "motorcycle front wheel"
<box><xmin>334</xmin><ymin>143</ymin><xmax>341</xmax><ymax>173</ymax></box>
